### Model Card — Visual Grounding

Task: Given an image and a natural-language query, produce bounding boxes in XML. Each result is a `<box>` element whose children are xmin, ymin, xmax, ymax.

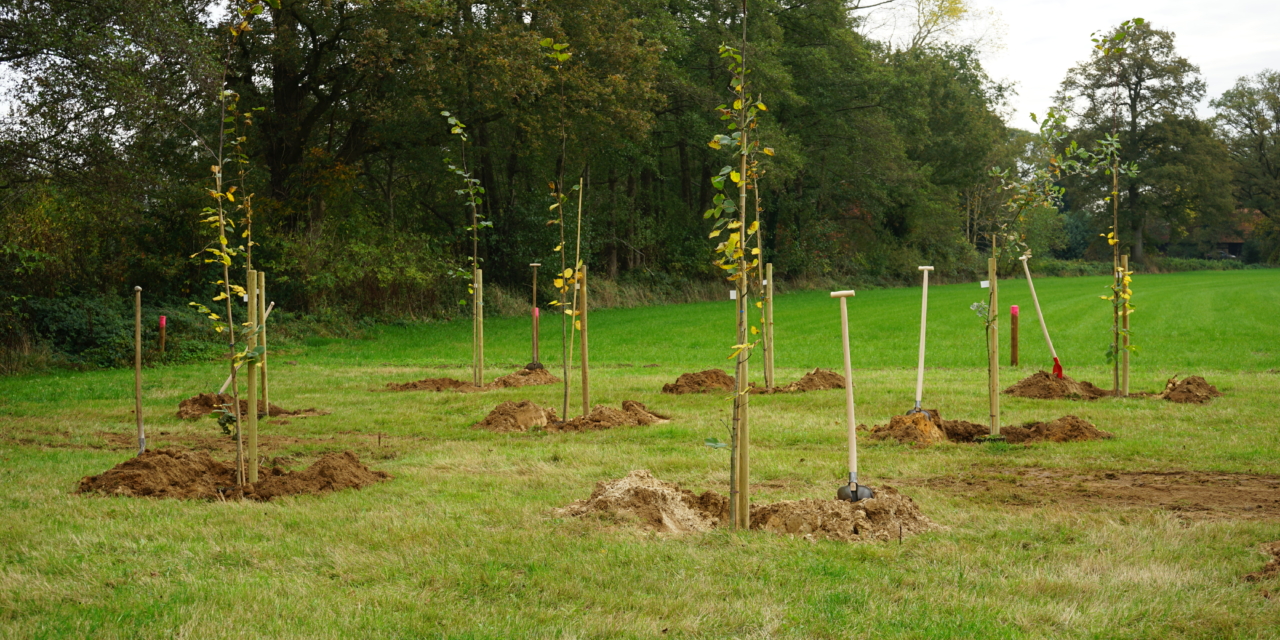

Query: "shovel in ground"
<box><xmin>1019</xmin><ymin>255</ymin><xmax>1063</xmax><ymax>378</ymax></box>
<box><xmin>907</xmin><ymin>266</ymin><xmax>933</xmax><ymax>415</ymax></box>
<box><xmin>832</xmin><ymin>290</ymin><xmax>874</xmax><ymax>503</ymax></box>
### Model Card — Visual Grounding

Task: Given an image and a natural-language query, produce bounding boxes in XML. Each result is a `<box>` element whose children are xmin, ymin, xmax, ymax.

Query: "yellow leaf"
<box><xmin>756</xmin><ymin>102</ymin><xmax>767</xmax><ymax>111</ymax></box>
<box><xmin>563</xmin><ymin>269</ymin><xmax>573</xmax><ymax>278</ymax></box>
<box><xmin>709</xmin><ymin>229</ymin><xmax>722</xmax><ymax>238</ymax></box>
<box><xmin>756</xmin><ymin>301</ymin><xmax>763</xmax><ymax>308</ymax></box>
<box><xmin>730</xmin><ymin>171</ymin><xmax>741</xmax><ymax>184</ymax></box>
<box><xmin>226</xmin><ymin>192</ymin><xmax>234</xmax><ymax>202</ymax></box>
<box><xmin>708</xmin><ymin>139</ymin><xmax>721</xmax><ymax>150</ymax></box>
<box><xmin>553</xmin><ymin>244</ymin><xmax>563</xmax><ymax>252</ymax></box>
<box><xmin>747</xmin><ymin>221</ymin><xmax>759</xmax><ymax>233</ymax></box>
<box><xmin>574</xmin><ymin>320</ymin><xmax>582</xmax><ymax>331</ymax></box>
<box><xmin>751</xmin><ymin>248</ymin><xmax>760</xmax><ymax>255</ymax></box>
<box><xmin>763</xmin><ymin>147</ymin><xmax>775</xmax><ymax>156</ymax></box>
<box><xmin>553</xmin><ymin>278</ymin><xmax>564</xmax><ymax>288</ymax></box>
<box><xmin>733</xmin><ymin>99</ymin><xmax>743</xmax><ymax>110</ymax></box>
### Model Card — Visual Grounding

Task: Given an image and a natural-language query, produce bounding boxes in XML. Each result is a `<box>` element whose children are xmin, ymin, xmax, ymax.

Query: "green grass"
<box><xmin>2</xmin><ymin>269</ymin><xmax>1279</xmax><ymax>638</ymax></box>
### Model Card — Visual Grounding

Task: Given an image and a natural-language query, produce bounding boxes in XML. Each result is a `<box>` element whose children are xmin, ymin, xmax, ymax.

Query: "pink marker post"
<box><xmin>159</xmin><ymin>315</ymin><xmax>167</xmax><ymax>355</ymax></box>
<box><xmin>1010</xmin><ymin>305</ymin><xmax>1019</xmax><ymax>367</ymax></box>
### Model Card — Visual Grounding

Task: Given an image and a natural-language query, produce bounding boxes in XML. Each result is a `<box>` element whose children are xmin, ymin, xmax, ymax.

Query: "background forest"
<box><xmin>0</xmin><ymin>0</ymin><xmax>1276</xmax><ymax>370</ymax></box>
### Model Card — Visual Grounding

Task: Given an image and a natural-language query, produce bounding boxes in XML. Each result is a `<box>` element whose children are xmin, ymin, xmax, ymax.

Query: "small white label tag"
<box><xmin>243</xmin><ymin>294</ymin><xmax>249</xmax><ymax>301</ymax></box>
<box><xmin>729</xmin><ymin>290</ymin><xmax>738</xmax><ymax>300</ymax></box>
<box><xmin>980</xmin><ymin>281</ymin><xmax>990</xmax><ymax>288</ymax></box>
<box><xmin>575</xmin><ymin>284</ymin><xmax>580</xmax><ymax>290</ymax></box>
<box><xmin>762</xmin><ymin>279</ymin><xmax>768</xmax><ymax>285</ymax></box>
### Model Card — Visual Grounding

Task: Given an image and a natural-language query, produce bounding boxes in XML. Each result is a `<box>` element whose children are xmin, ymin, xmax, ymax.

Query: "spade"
<box><xmin>831</xmin><ymin>289</ymin><xmax>874</xmax><ymax>503</ymax></box>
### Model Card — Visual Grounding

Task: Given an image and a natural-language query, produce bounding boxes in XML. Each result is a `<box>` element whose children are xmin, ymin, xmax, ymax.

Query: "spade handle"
<box><xmin>832</xmin><ymin>291</ymin><xmax>857</xmax><ymax>482</ymax></box>
<box><xmin>1019</xmin><ymin>255</ymin><xmax>1058</xmax><ymax>360</ymax></box>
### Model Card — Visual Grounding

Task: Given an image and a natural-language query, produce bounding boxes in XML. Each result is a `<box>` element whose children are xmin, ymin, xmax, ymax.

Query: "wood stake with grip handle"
<box><xmin>912</xmin><ymin>267</ymin><xmax>933</xmax><ymax>413</ymax></box>
<box><xmin>1019</xmin><ymin>254</ymin><xmax>1062</xmax><ymax>378</ymax></box>
<box><xmin>831</xmin><ymin>290</ymin><xmax>871</xmax><ymax>502</ymax></box>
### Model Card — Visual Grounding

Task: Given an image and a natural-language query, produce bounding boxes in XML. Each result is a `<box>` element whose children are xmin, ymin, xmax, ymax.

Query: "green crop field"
<box><xmin>2</xmin><ymin>269</ymin><xmax>1280</xmax><ymax>638</ymax></box>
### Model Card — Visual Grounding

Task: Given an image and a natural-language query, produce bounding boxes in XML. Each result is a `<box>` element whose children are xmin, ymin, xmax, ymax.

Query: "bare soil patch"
<box><xmin>76</xmin><ymin>448</ymin><xmax>389</xmax><ymax>501</ymax></box>
<box><xmin>386</xmin><ymin>367</ymin><xmax>560</xmax><ymax>393</ymax></box>
<box><xmin>907</xmin><ymin>467</ymin><xmax>1280</xmax><ymax>520</ymax></box>
<box><xmin>1004</xmin><ymin>371</ymin><xmax>1111</xmax><ymax>400</ymax></box>
<box><xmin>1159</xmin><ymin>375</ymin><xmax>1223</xmax><ymax>404</ymax></box>
<box><xmin>752</xmin><ymin>368</ymin><xmax>845</xmax><ymax>394</ymax></box>
<box><xmin>176</xmin><ymin>393</ymin><xmax>328</xmax><ymax>420</ymax></box>
<box><xmin>1245</xmin><ymin>541</ymin><xmax>1280</xmax><ymax>582</ymax></box>
<box><xmin>556</xmin><ymin>469</ymin><xmax>936</xmax><ymax>542</ymax></box>
<box><xmin>662</xmin><ymin>369</ymin><xmax>735</xmax><ymax>394</ymax></box>
<box><xmin>864</xmin><ymin>410</ymin><xmax>990</xmax><ymax>445</ymax></box>
<box><xmin>1001</xmin><ymin>415</ymin><xmax>1112</xmax><ymax>444</ymax></box>
<box><xmin>476</xmin><ymin>401</ymin><xmax>670</xmax><ymax>433</ymax></box>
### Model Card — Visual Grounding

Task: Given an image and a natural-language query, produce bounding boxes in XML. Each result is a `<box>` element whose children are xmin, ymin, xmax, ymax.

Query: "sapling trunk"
<box><xmin>1112</xmin><ymin>167</ymin><xmax>1121</xmax><ymax>396</ymax></box>
<box><xmin>579</xmin><ymin>266</ymin><xmax>589</xmax><ymax>417</ymax></box>
<box><xmin>1121</xmin><ymin>254</ymin><xmax>1130</xmax><ymax>396</ymax></box>
<box><xmin>134</xmin><ymin>286</ymin><xmax>145</xmax><ymax>455</ymax></box>
<box><xmin>732</xmin><ymin>113</ymin><xmax>751</xmax><ymax>530</ymax></box>
<box><xmin>246</xmin><ymin>268</ymin><xmax>259</xmax><ymax>483</ymax></box>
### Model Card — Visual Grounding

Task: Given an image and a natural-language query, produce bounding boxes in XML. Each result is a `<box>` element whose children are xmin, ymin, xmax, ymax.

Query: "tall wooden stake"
<box><xmin>476</xmin><ymin>269</ymin><xmax>484</xmax><ymax>386</ymax></box>
<box><xmin>763</xmin><ymin>263</ymin><xmax>775</xmax><ymax>388</ymax></box>
<box><xmin>1121</xmin><ymin>254</ymin><xmax>1130</xmax><ymax>397</ymax></box>
<box><xmin>258</xmin><ymin>270</ymin><xmax>269</xmax><ymax>412</ymax></box>
<box><xmin>133</xmin><ymin>286</ymin><xmax>145</xmax><ymax>455</ymax></box>
<box><xmin>987</xmin><ymin>258</ymin><xmax>1000</xmax><ymax>435</ymax></box>
<box><xmin>579</xmin><ymin>266</ymin><xmax>590</xmax><ymax>416</ymax></box>
<box><xmin>733</xmin><ymin>110</ymin><xmax>751</xmax><ymax>532</ymax></box>
<box><xmin>246</xmin><ymin>269</ymin><xmax>259</xmax><ymax>483</ymax></box>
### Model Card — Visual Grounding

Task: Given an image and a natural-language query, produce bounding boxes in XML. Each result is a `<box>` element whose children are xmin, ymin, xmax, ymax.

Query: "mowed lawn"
<box><xmin>1</xmin><ymin>269</ymin><xmax>1279</xmax><ymax>638</ymax></box>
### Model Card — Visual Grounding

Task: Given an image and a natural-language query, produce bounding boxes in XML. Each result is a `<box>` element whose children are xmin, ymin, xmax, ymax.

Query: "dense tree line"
<box><xmin>0</xmin><ymin>1</ymin><xmax>1273</xmax><ymax>366</ymax></box>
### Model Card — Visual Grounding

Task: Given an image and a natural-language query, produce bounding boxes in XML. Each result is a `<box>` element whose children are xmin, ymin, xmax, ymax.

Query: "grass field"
<box><xmin>2</xmin><ymin>269</ymin><xmax>1279</xmax><ymax>638</ymax></box>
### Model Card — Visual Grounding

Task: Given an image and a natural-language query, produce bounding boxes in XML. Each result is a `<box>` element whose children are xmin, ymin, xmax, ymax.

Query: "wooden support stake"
<box><xmin>763</xmin><ymin>263</ymin><xmax>775</xmax><ymax>388</ymax></box>
<box><xmin>987</xmin><ymin>258</ymin><xmax>1000</xmax><ymax>435</ymax></box>
<box><xmin>134</xmin><ymin>286</ymin><xmax>145</xmax><ymax>455</ymax></box>
<box><xmin>1010</xmin><ymin>305</ymin><xmax>1019</xmax><ymax>367</ymax></box>
<box><xmin>477</xmin><ymin>268</ymin><xmax>484</xmax><ymax>386</ymax></box>
<box><xmin>246</xmin><ymin>269</ymin><xmax>259</xmax><ymax>483</ymax></box>
<box><xmin>258</xmin><ymin>271</ymin><xmax>269</xmax><ymax>413</ymax></box>
<box><xmin>579</xmin><ymin>266</ymin><xmax>590</xmax><ymax>417</ymax></box>
<box><xmin>1121</xmin><ymin>254</ymin><xmax>1130</xmax><ymax>397</ymax></box>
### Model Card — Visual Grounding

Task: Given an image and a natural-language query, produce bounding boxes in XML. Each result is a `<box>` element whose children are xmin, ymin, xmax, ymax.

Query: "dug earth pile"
<box><xmin>1004</xmin><ymin>371</ymin><xmax>1110</xmax><ymax>400</ymax></box>
<box><xmin>556</xmin><ymin>470</ymin><xmax>937</xmax><ymax>542</ymax></box>
<box><xmin>473</xmin><ymin>401</ymin><xmax>670</xmax><ymax>433</ymax></box>
<box><xmin>76</xmin><ymin>448</ymin><xmax>389</xmax><ymax>500</ymax></box>
<box><xmin>176</xmin><ymin>393</ymin><xmax>328</xmax><ymax>420</ymax></box>
<box><xmin>1159</xmin><ymin>375</ymin><xmax>1223</xmax><ymax>404</ymax></box>
<box><xmin>1000</xmin><ymin>415</ymin><xmax>1112</xmax><ymax>444</ymax></box>
<box><xmin>662</xmin><ymin>369</ymin><xmax>735</xmax><ymax>394</ymax></box>
<box><xmin>387</xmin><ymin>368</ymin><xmax>560</xmax><ymax>393</ymax></box>
<box><xmin>1245</xmin><ymin>542</ymin><xmax>1280</xmax><ymax>582</ymax></box>
<box><xmin>752</xmin><ymin>368</ymin><xmax>845</xmax><ymax>394</ymax></box>
<box><xmin>866</xmin><ymin>410</ymin><xmax>989</xmax><ymax>445</ymax></box>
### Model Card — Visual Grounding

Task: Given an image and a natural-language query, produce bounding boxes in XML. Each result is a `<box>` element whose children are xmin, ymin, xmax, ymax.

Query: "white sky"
<box><xmin>967</xmin><ymin>0</ymin><xmax>1280</xmax><ymax>129</ymax></box>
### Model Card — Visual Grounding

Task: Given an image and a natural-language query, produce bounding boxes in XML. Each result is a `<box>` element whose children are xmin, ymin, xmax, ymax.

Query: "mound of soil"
<box><xmin>548</xmin><ymin>401</ymin><xmax>670</xmax><ymax>433</ymax></box>
<box><xmin>473</xmin><ymin>400</ymin><xmax>559</xmax><ymax>433</ymax></box>
<box><xmin>1245</xmin><ymin>542</ymin><xmax>1280</xmax><ymax>582</ymax></box>
<box><xmin>1159</xmin><ymin>375</ymin><xmax>1223</xmax><ymax>404</ymax></box>
<box><xmin>386</xmin><ymin>367</ymin><xmax>561</xmax><ymax>393</ymax></box>
<box><xmin>662</xmin><ymin>369</ymin><xmax>736</xmax><ymax>394</ymax></box>
<box><xmin>752</xmin><ymin>487</ymin><xmax>936</xmax><ymax>542</ymax></box>
<box><xmin>1003</xmin><ymin>371</ymin><xmax>1110</xmax><ymax>400</ymax></box>
<box><xmin>556</xmin><ymin>470</ymin><xmax>936</xmax><ymax>542</ymax></box>
<box><xmin>937</xmin><ymin>417</ymin><xmax>991</xmax><ymax>443</ymax></box>
<box><xmin>554</xmin><ymin>469</ymin><xmax>729</xmax><ymax>533</ymax></box>
<box><xmin>176</xmin><ymin>393</ymin><xmax>327</xmax><ymax>420</ymax></box>
<box><xmin>752</xmin><ymin>368</ymin><xmax>845</xmax><ymax>394</ymax></box>
<box><xmin>867</xmin><ymin>412</ymin><xmax>949</xmax><ymax>445</ymax></box>
<box><xmin>76</xmin><ymin>448</ymin><xmax>389</xmax><ymax>501</ymax></box>
<box><xmin>1000</xmin><ymin>415</ymin><xmax>1112</xmax><ymax>444</ymax></box>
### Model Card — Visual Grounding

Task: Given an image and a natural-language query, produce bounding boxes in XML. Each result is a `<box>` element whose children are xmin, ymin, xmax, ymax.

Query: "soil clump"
<box><xmin>548</xmin><ymin>401</ymin><xmax>670</xmax><ymax>433</ymax></box>
<box><xmin>866</xmin><ymin>412</ymin><xmax>948</xmax><ymax>445</ymax></box>
<box><xmin>386</xmin><ymin>367</ymin><xmax>560</xmax><ymax>393</ymax></box>
<box><xmin>1158</xmin><ymin>375</ymin><xmax>1223</xmax><ymax>404</ymax></box>
<box><xmin>76</xmin><ymin>448</ymin><xmax>389</xmax><ymax>501</ymax></box>
<box><xmin>752</xmin><ymin>368</ymin><xmax>845</xmax><ymax>394</ymax></box>
<box><xmin>1004</xmin><ymin>371</ymin><xmax>1110</xmax><ymax>400</ymax></box>
<box><xmin>908</xmin><ymin>467</ymin><xmax>1280</xmax><ymax>521</ymax></box>
<box><xmin>555</xmin><ymin>470</ymin><xmax>728</xmax><ymax>533</ymax></box>
<box><xmin>473</xmin><ymin>401</ymin><xmax>559</xmax><ymax>433</ymax></box>
<box><xmin>176</xmin><ymin>393</ymin><xmax>328</xmax><ymax>420</ymax></box>
<box><xmin>1245</xmin><ymin>542</ymin><xmax>1280</xmax><ymax>582</ymax></box>
<box><xmin>1000</xmin><ymin>415</ymin><xmax>1112</xmax><ymax>444</ymax></box>
<box><xmin>556</xmin><ymin>470</ymin><xmax>936</xmax><ymax>542</ymax></box>
<box><xmin>662</xmin><ymin>369</ymin><xmax>735</xmax><ymax>394</ymax></box>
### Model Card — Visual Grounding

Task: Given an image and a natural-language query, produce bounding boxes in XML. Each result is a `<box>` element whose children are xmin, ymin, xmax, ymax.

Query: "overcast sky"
<box><xmin>963</xmin><ymin>0</ymin><xmax>1280</xmax><ymax>129</ymax></box>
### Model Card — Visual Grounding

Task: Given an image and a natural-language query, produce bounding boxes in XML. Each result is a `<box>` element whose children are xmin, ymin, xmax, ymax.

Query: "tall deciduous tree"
<box><xmin>1213</xmin><ymin>70</ymin><xmax>1280</xmax><ymax>262</ymax></box>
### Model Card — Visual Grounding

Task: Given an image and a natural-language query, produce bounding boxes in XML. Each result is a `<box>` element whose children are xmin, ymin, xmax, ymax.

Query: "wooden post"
<box><xmin>246</xmin><ymin>269</ymin><xmax>259</xmax><ymax>483</ymax></box>
<box><xmin>530</xmin><ymin>263</ymin><xmax>541</xmax><ymax>365</ymax></box>
<box><xmin>987</xmin><ymin>258</ymin><xmax>1000</xmax><ymax>435</ymax></box>
<box><xmin>477</xmin><ymin>268</ymin><xmax>484</xmax><ymax>386</ymax></box>
<box><xmin>258</xmin><ymin>270</ymin><xmax>269</xmax><ymax>413</ymax></box>
<box><xmin>473</xmin><ymin>267</ymin><xmax>480</xmax><ymax>386</ymax></box>
<box><xmin>133</xmin><ymin>286</ymin><xmax>145</xmax><ymax>455</ymax></box>
<box><xmin>1010</xmin><ymin>305</ymin><xmax>1019</xmax><ymax>367</ymax></box>
<box><xmin>763</xmin><ymin>263</ymin><xmax>775</xmax><ymax>388</ymax></box>
<box><xmin>579</xmin><ymin>266</ymin><xmax>589</xmax><ymax>417</ymax></box>
<box><xmin>1121</xmin><ymin>254</ymin><xmax>1130</xmax><ymax>397</ymax></box>
<box><xmin>158</xmin><ymin>315</ymin><xmax>166</xmax><ymax>355</ymax></box>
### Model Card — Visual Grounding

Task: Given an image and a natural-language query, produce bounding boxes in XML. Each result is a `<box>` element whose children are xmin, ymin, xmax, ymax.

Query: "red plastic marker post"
<box><xmin>1010</xmin><ymin>305</ymin><xmax>1018</xmax><ymax>367</ymax></box>
<box><xmin>159</xmin><ymin>315</ymin><xmax>167</xmax><ymax>354</ymax></box>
